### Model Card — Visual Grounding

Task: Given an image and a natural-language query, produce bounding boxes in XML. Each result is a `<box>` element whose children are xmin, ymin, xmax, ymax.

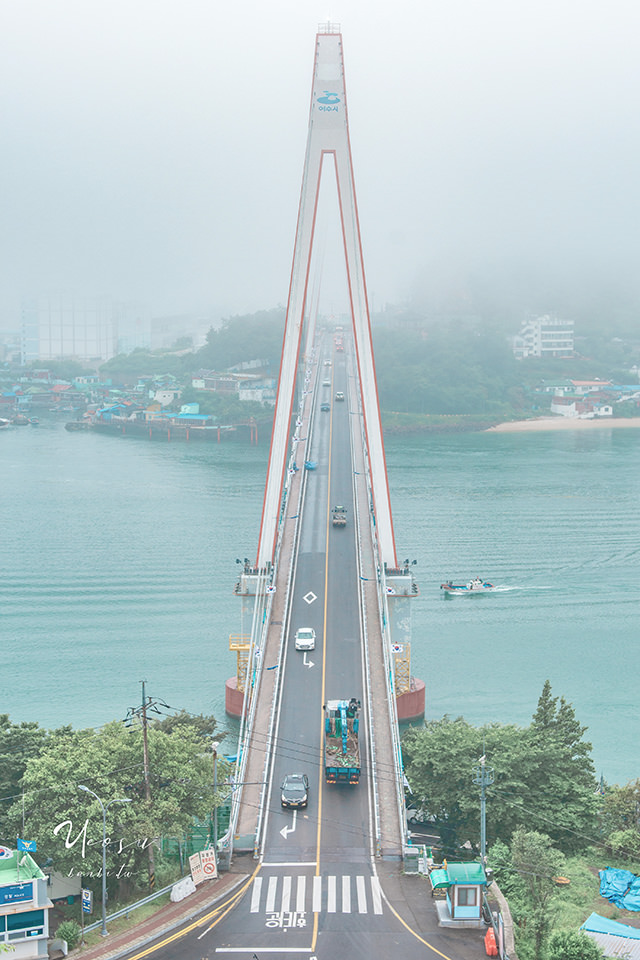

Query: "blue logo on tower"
<box><xmin>317</xmin><ymin>91</ymin><xmax>340</xmax><ymax>112</ymax></box>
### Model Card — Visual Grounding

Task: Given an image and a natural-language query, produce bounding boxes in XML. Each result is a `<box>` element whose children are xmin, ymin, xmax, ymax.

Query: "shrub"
<box><xmin>56</xmin><ymin>919</ymin><xmax>81</xmax><ymax>950</ymax></box>
<box><xmin>547</xmin><ymin>930</ymin><xmax>604</xmax><ymax>959</ymax></box>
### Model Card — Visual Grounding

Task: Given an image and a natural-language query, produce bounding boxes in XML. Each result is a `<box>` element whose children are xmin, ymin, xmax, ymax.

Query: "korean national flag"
<box><xmin>17</xmin><ymin>839</ymin><xmax>37</xmax><ymax>852</ymax></box>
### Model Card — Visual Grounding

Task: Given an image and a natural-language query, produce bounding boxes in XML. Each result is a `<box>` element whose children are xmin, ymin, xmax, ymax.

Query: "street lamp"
<box><xmin>211</xmin><ymin>741</ymin><xmax>220</xmax><ymax>851</ymax></box>
<box><xmin>78</xmin><ymin>785</ymin><xmax>132</xmax><ymax>937</ymax></box>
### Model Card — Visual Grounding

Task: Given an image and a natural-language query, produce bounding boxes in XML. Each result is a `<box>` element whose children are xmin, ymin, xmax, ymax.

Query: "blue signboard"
<box><xmin>81</xmin><ymin>888</ymin><xmax>93</xmax><ymax>914</ymax></box>
<box><xmin>0</xmin><ymin>882</ymin><xmax>33</xmax><ymax>905</ymax></box>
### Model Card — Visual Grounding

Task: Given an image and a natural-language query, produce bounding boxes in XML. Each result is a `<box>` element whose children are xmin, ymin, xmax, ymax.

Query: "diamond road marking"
<box><xmin>303</xmin><ymin>592</ymin><xmax>317</xmax><ymax>604</ymax></box>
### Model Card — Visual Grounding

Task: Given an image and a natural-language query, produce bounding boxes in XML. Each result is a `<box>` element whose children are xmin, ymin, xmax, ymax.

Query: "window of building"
<box><xmin>4</xmin><ymin>909</ymin><xmax>45</xmax><ymax>941</ymax></box>
<box><xmin>457</xmin><ymin>886</ymin><xmax>477</xmax><ymax>906</ymax></box>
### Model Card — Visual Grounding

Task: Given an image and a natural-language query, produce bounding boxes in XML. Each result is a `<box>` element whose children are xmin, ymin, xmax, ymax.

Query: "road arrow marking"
<box><xmin>280</xmin><ymin>809</ymin><xmax>298</xmax><ymax>839</ymax></box>
<box><xmin>303</xmin><ymin>652</ymin><xmax>315</xmax><ymax>669</ymax></box>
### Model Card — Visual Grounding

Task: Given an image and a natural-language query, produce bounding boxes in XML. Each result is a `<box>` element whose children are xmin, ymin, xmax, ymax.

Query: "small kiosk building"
<box><xmin>429</xmin><ymin>862</ymin><xmax>487</xmax><ymax>923</ymax></box>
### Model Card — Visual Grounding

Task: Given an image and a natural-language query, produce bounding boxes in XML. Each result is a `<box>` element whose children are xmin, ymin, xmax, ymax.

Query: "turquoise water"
<box><xmin>2</xmin><ymin>421</ymin><xmax>639</xmax><ymax>784</ymax></box>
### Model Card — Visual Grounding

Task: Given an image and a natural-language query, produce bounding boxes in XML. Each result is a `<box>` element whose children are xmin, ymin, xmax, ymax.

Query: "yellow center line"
<box><xmin>124</xmin><ymin>864</ymin><xmax>262</xmax><ymax>960</ymax></box>
<box><xmin>384</xmin><ymin>897</ymin><xmax>456</xmax><ymax>959</ymax></box>
<box><xmin>311</xmin><ymin>361</ymin><xmax>334</xmax><ymax>952</ymax></box>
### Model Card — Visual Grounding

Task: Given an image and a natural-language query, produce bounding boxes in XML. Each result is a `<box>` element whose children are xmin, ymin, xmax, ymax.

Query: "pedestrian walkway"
<box><xmin>69</xmin><ymin>871</ymin><xmax>249</xmax><ymax>960</ymax></box>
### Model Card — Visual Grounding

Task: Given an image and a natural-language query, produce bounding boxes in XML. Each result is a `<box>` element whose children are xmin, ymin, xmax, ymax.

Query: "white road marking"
<box><xmin>250</xmin><ymin>876</ymin><xmax>263</xmax><ymax>913</ymax></box>
<box><xmin>266</xmin><ymin>875</ymin><xmax>278</xmax><ymax>912</ymax></box>
<box><xmin>296</xmin><ymin>875</ymin><xmax>306</xmax><ymax>913</ymax></box>
<box><xmin>327</xmin><ymin>874</ymin><xmax>336</xmax><ymax>913</ymax></box>
<box><xmin>312</xmin><ymin>875</ymin><xmax>322</xmax><ymax>913</ymax></box>
<box><xmin>371</xmin><ymin>876</ymin><xmax>383</xmax><ymax>914</ymax></box>
<box><xmin>342</xmin><ymin>875</ymin><xmax>351</xmax><ymax>913</ymax></box>
<box><xmin>281</xmin><ymin>875</ymin><xmax>292</xmax><ymax>913</ymax></box>
<box><xmin>356</xmin><ymin>875</ymin><xmax>367</xmax><ymax>913</ymax></box>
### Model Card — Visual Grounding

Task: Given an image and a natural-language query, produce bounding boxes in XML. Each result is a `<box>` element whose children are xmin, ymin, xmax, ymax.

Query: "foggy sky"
<box><xmin>2</xmin><ymin>0</ymin><xmax>639</xmax><ymax>328</ymax></box>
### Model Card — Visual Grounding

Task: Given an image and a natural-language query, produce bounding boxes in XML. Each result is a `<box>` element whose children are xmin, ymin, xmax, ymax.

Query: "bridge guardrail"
<box><xmin>349</xmin><ymin>379</ymin><xmax>382</xmax><ymax>856</ymax></box>
<box><xmin>353</xmin><ymin>373</ymin><xmax>408</xmax><ymax>853</ymax></box>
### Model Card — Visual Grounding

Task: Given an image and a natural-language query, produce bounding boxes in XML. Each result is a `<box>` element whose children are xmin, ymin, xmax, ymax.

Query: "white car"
<box><xmin>294</xmin><ymin>627</ymin><xmax>316</xmax><ymax>651</ymax></box>
<box><xmin>322</xmin><ymin>379</ymin><xmax>331</xmax><ymax>387</ymax></box>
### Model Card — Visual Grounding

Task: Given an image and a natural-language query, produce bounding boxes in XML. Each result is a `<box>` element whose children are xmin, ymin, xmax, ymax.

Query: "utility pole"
<box><xmin>473</xmin><ymin>754</ymin><xmax>494</xmax><ymax>866</ymax></box>
<box><xmin>212</xmin><ymin>741</ymin><xmax>219</xmax><ymax>852</ymax></box>
<box><xmin>141</xmin><ymin>681</ymin><xmax>155</xmax><ymax>891</ymax></box>
<box><xmin>124</xmin><ymin>682</ymin><xmax>172</xmax><ymax>891</ymax></box>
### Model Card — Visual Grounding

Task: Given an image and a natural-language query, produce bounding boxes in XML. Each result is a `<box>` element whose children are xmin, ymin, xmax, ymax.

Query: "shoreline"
<box><xmin>486</xmin><ymin>416</ymin><xmax>640</xmax><ymax>433</ymax></box>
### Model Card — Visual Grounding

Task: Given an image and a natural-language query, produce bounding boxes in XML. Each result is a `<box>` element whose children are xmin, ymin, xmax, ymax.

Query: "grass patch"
<box><xmin>381</xmin><ymin>411</ymin><xmax>505</xmax><ymax>433</ymax></box>
<box><xmin>68</xmin><ymin>892</ymin><xmax>173</xmax><ymax>951</ymax></box>
<box><xmin>551</xmin><ymin>849</ymin><xmax>640</xmax><ymax>933</ymax></box>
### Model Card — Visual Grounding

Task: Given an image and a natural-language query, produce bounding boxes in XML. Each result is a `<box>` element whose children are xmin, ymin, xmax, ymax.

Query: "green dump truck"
<box><xmin>323</xmin><ymin>698</ymin><xmax>361</xmax><ymax>784</ymax></box>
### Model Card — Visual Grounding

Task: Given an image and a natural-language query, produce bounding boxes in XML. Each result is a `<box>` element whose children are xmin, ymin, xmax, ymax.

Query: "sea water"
<box><xmin>2</xmin><ymin>421</ymin><xmax>639</xmax><ymax>784</ymax></box>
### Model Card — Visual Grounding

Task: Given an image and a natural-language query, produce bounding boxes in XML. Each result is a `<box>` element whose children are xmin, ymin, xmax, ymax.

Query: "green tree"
<box><xmin>152</xmin><ymin>709</ymin><xmax>223</xmax><ymax>742</ymax></box>
<box><xmin>526</xmin><ymin>681</ymin><xmax>597</xmax><ymax>853</ymax></box>
<box><xmin>0</xmin><ymin>714</ymin><xmax>48</xmax><ymax>804</ymax></box>
<box><xmin>599</xmin><ymin>779</ymin><xmax>640</xmax><ymax>838</ymax></box>
<box><xmin>6</xmin><ymin>720</ymin><xmax>225</xmax><ymax>899</ymax></box>
<box><xmin>197</xmin><ymin>309</ymin><xmax>285</xmax><ymax>372</ymax></box>
<box><xmin>402</xmin><ymin>684</ymin><xmax>597</xmax><ymax>856</ymax></box>
<box><xmin>511</xmin><ymin>828</ymin><xmax>566</xmax><ymax>959</ymax></box>
<box><xmin>547</xmin><ymin>930</ymin><xmax>604</xmax><ymax>960</ymax></box>
<box><xmin>489</xmin><ymin>829</ymin><xmax>566</xmax><ymax>960</ymax></box>
<box><xmin>26</xmin><ymin>359</ymin><xmax>93</xmax><ymax>380</ymax></box>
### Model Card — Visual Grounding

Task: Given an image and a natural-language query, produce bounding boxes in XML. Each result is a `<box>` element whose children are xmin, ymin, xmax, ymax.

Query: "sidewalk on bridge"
<box><xmin>68</xmin><ymin>870</ymin><xmax>249</xmax><ymax>960</ymax></box>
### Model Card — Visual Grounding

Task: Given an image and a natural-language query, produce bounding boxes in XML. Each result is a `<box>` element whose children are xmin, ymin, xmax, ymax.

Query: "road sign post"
<box><xmin>81</xmin><ymin>888</ymin><xmax>92</xmax><ymax>945</ymax></box>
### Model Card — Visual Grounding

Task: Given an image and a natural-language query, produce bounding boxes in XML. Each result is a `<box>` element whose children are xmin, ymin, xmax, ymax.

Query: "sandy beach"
<box><xmin>487</xmin><ymin>416</ymin><xmax>640</xmax><ymax>433</ymax></box>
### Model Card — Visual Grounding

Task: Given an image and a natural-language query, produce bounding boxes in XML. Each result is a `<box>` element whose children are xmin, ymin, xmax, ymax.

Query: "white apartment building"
<box><xmin>513</xmin><ymin>315</ymin><xmax>574</xmax><ymax>359</ymax></box>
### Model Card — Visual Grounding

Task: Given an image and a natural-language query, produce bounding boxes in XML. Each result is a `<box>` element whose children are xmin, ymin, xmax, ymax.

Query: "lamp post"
<box><xmin>78</xmin><ymin>785</ymin><xmax>132</xmax><ymax>937</ymax></box>
<box><xmin>211</xmin><ymin>741</ymin><xmax>220</xmax><ymax>851</ymax></box>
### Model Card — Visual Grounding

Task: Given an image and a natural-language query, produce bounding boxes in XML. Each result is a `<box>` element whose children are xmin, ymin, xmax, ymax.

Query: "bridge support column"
<box><xmin>385</xmin><ymin>568</ymin><xmax>425</xmax><ymax>722</ymax></box>
<box><xmin>225</xmin><ymin>676</ymin><xmax>244</xmax><ymax>718</ymax></box>
<box><xmin>225</xmin><ymin>568</ymin><xmax>271</xmax><ymax>717</ymax></box>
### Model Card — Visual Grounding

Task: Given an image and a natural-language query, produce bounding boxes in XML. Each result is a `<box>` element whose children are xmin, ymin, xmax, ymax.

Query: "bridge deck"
<box><xmin>234</xmin><ymin>347</ymin><xmax>403</xmax><ymax>861</ymax></box>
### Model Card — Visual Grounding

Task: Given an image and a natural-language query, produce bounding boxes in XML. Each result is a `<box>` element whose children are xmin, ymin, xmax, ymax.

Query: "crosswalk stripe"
<box><xmin>281</xmin><ymin>876</ymin><xmax>291</xmax><ymax>913</ymax></box>
<box><xmin>312</xmin><ymin>875</ymin><xmax>322</xmax><ymax>913</ymax></box>
<box><xmin>296</xmin><ymin>875</ymin><xmax>306</xmax><ymax>913</ymax></box>
<box><xmin>356</xmin><ymin>875</ymin><xmax>367</xmax><ymax>913</ymax></box>
<box><xmin>250</xmin><ymin>876</ymin><xmax>262</xmax><ymax>913</ymax></box>
<box><xmin>266</xmin><ymin>876</ymin><xmax>278</xmax><ymax>913</ymax></box>
<box><xmin>327</xmin><ymin>875</ymin><xmax>336</xmax><ymax>913</ymax></box>
<box><xmin>253</xmin><ymin>874</ymin><xmax>384</xmax><ymax>916</ymax></box>
<box><xmin>370</xmin><ymin>876</ymin><xmax>383</xmax><ymax>914</ymax></box>
<box><xmin>342</xmin><ymin>876</ymin><xmax>351</xmax><ymax>913</ymax></box>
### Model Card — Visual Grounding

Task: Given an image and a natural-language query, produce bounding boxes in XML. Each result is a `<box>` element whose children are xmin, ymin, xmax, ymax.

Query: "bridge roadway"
<box><xmin>235</xmin><ymin>333</ymin><xmax>403</xmax><ymax>866</ymax></box>
<box><xmin>107</xmin><ymin>338</ymin><xmax>490</xmax><ymax>958</ymax></box>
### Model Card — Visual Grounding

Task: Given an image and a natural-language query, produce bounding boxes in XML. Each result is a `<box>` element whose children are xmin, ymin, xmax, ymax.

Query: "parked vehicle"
<box><xmin>323</xmin><ymin>698</ymin><xmax>361</xmax><ymax>784</ymax></box>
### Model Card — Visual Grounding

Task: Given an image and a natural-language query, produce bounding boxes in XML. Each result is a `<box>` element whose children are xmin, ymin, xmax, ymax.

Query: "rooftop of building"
<box><xmin>0</xmin><ymin>849</ymin><xmax>45</xmax><ymax>884</ymax></box>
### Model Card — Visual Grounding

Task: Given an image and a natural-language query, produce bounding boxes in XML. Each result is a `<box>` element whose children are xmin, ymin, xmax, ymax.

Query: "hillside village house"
<box><xmin>192</xmin><ymin>369</ymin><xmax>275</xmax><ymax>405</ymax></box>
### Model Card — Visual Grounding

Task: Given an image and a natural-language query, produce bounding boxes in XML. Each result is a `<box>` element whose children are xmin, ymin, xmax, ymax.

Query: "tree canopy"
<box><xmin>197</xmin><ymin>309</ymin><xmax>285</xmax><ymax>372</ymax></box>
<box><xmin>547</xmin><ymin>930</ymin><xmax>604</xmax><ymax>960</ymax></box>
<box><xmin>402</xmin><ymin>682</ymin><xmax>597</xmax><ymax>856</ymax></box>
<box><xmin>489</xmin><ymin>829</ymin><xmax>567</xmax><ymax>960</ymax></box>
<box><xmin>4</xmin><ymin>718</ymin><xmax>228</xmax><ymax>896</ymax></box>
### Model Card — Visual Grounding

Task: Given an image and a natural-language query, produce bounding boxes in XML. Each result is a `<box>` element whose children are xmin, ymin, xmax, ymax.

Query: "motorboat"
<box><xmin>440</xmin><ymin>578</ymin><xmax>495</xmax><ymax>596</ymax></box>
